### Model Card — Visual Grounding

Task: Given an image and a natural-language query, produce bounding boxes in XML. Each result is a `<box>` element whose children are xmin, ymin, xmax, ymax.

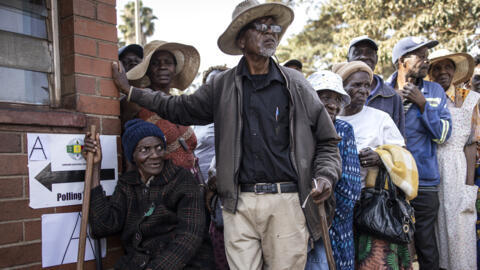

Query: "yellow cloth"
<box><xmin>365</xmin><ymin>144</ymin><xmax>419</xmax><ymax>201</ymax></box>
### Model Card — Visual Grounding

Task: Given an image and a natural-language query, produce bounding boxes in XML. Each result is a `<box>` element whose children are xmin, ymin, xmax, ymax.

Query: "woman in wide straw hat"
<box><xmin>121</xmin><ymin>40</ymin><xmax>201</xmax><ymax>174</ymax></box>
<box><xmin>428</xmin><ymin>49</ymin><xmax>480</xmax><ymax>270</ymax></box>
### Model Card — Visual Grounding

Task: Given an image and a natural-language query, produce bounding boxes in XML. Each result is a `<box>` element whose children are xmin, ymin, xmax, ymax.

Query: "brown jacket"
<box><xmin>129</xmin><ymin>59</ymin><xmax>342</xmax><ymax>241</ymax></box>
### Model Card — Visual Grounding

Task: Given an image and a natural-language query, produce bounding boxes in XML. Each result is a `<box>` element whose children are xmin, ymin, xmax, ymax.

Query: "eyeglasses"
<box><xmin>251</xmin><ymin>23</ymin><xmax>282</xmax><ymax>33</ymax></box>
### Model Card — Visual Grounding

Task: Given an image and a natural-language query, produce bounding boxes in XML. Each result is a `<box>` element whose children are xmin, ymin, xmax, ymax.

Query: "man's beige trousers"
<box><xmin>223</xmin><ymin>192</ymin><xmax>309</xmax><ymax>270</ymax></box>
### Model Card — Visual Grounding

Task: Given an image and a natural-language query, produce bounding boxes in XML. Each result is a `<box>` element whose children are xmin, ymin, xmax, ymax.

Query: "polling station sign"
<box><xmin>27</xmin><ymin>133</ymin><xmax>118</xmax><ymax>209</ymax></box>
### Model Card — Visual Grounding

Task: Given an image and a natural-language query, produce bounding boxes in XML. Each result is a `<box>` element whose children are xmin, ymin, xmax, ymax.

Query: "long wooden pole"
<box><xmin>319</xmin><ymin>203</ymin><xmax>336</xmax><ymax>270</ymax></box>
<box><xmin>77</xmin><ymin>125</ymin><xmax>96</xmax><ymax>270</ymax></box>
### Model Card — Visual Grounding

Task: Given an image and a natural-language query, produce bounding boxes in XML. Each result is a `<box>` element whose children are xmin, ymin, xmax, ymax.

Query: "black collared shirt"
<box><xmin>237</xmin><ymin>57</ymin><xmax>297</xmax><ymax>184</ymax></box>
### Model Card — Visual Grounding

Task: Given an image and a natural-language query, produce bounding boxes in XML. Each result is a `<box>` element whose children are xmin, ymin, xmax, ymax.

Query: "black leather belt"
<box><xmin>240</xmin><ymin>182</ymin><xmax>297</xmax><ymax>194</ymax></box>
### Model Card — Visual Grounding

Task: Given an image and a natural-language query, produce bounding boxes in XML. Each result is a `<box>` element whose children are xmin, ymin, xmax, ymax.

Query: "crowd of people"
<box><xmin>81</xmin><ymin>0</ymin><xmax>480</xmax><ymax>269</ymax></box>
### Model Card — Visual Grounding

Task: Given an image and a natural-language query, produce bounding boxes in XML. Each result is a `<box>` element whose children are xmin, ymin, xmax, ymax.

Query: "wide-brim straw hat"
<box><xmin>126</xmin><ymin>40</ymin><xmax>200</xmax><ymax>91</ymax></box>
<box><xmin>428</xmin><ymin>49</ymin><xmax>475</xmax><ymax>85</ymax></box>
<box><xmin>217</xmin><ymin>0</ymin><xmax>294</xmax><ymax>55</ymax></box>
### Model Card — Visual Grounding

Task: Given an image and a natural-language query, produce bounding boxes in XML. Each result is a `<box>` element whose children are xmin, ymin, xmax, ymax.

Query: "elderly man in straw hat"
<box><xmin>111</xmin><ymin>0</ymin><xmax>341</xmax><ymax>269</ymax></box>
<box><xmin>428</xmin><ymin>49</ymin><xmax>479</xmax><ymax>270</ymax></box>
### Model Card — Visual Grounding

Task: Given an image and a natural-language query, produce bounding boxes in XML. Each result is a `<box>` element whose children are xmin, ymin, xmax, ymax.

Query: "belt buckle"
<box><xmin>254</xmin><ymin>183</ymin><xmax>270</xmax><ymax>194</ymax></box>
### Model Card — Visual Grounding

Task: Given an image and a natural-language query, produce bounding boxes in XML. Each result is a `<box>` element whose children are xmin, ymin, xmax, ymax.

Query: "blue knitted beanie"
<box><xmin>122</xmin><ymin>119</ymin><xmax>167</xmax><ymax>163</ymax></box>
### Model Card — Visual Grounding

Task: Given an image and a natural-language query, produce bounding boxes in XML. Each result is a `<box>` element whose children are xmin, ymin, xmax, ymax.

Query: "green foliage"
<box><xmin>277</xmin><ymin>0</ymin><xmax>480</xmax><ymax>77</ymax></box>
<box><xmin>118</xmin><ymin>0</ymin><xmax>157</xmax><ymax>46</ymax></box>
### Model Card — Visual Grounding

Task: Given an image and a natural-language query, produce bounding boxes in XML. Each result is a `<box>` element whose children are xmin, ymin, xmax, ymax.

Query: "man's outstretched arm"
<box><xmin>113</xmin><ymin>62</ymin><xmax>214</xmax><ymax>126</ymax></box>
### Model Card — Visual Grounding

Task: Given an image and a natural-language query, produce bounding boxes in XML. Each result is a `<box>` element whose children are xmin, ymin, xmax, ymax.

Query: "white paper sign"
<box><xmin>42</xmin><ymin>212</ymin><xmax>106</xmax><ymax>268</ymax></box>
<box><xmin>28</xmin><ymin>133</ymin><xmax>118</xmax><ymax>209</ymax></box>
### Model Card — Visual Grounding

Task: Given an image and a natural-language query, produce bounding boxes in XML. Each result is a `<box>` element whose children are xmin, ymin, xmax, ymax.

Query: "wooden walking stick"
<box><xmin>319</xmin><ymin>203</ymin><xmax>336</xmax><ymax>270</ymax></box>
<box><xmin>77</xmin><ymin>125</ymin><xmax>96</xmax><ymax>270</ymax></box>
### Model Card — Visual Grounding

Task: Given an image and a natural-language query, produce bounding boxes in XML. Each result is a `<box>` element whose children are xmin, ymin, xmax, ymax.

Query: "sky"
<box><xmin>116</xmin><ymin>0</ymin><xmax>314</xmax><ymax>73</ymax></box>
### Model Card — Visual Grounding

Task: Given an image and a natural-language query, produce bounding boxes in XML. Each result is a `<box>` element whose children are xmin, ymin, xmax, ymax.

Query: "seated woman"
<box><xmin>306</xmin><ymin>70</ymin><xmax>362</xmax><ymax>270</ymax></box>
<box><xmin>332</xmin><ymin>61</ymin><xmax>411</xmax><ymax>270</ymax></box>
<box><xmin>121</xmin><ymin>40</ymin><xmax>200</xmax><ymax>175</ymax></box>
<box><xmin>83</xmin><ymin>119</ymin><xmax>213</xmax><ymax>270</ymax></box>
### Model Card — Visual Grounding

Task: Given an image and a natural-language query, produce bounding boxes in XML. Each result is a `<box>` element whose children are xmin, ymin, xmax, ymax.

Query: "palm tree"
<box><xmin>118</xmin><ymin>0</ymin><xmax>157</xmax><ymax>46</ymax></box>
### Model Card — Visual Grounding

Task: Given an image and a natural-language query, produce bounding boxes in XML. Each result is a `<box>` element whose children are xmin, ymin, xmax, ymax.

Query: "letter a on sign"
<box><xmin>28</xmin><ymin>134</ymin><xmax>50</xmax><ymax>161</ymax></box>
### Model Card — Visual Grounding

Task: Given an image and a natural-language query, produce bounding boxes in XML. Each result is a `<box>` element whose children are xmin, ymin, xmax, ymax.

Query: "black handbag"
<box><xmin>354</xmin><ymin>168</ymin><xmax>415</xmax><ymax>244</ymax></box>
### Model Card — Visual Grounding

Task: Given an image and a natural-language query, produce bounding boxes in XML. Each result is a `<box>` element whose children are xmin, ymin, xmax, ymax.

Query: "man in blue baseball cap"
<box><xmin>347</xmin><ymin>35</ymin><xmax>405</xmax><ymax>136</ymax></box>
<box><xmin>386</xmin><ymin>36</ymin><xmax>452</xmax><ymax>270</ymax></box>
<box><xmin>119</xmin><ymin>44</ymin><xmax>143</xmax><ymax>72</ymax></box>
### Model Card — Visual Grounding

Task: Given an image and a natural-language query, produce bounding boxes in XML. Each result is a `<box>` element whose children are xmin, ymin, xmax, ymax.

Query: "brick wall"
<box><xmin>0</xmin><ymin>0</ymin><xmax>122</xmax><ymax>269</ymax></box>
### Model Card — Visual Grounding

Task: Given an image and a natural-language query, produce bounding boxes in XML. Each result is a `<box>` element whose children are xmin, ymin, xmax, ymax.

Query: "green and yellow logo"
<box><xmin>66</xmin><ymin>138</ymin><xmax>84</xmax><ymax>160</ymax></box>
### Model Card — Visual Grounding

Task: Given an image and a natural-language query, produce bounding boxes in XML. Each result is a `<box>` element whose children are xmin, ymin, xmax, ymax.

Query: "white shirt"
<box><xmin>338</xmin><ymin>106</ymin><xmax>405</xmax><ymax>152</ymax></box>
<box><xmin>193</xmin><ymin>123</ymin><xmax>215</xmax><ymax>182</ymax></box>
<box><xmin>338</xmin><ymin>106</ymin><xmax>405</xmax><ymax>184</ymax></box>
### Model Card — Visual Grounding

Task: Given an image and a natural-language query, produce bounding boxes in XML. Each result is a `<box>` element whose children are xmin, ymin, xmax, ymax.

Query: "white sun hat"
<box><xmin>307</xmin><ymin>70</ymin><xmax>351</xmax><ymax>106</ymax></box>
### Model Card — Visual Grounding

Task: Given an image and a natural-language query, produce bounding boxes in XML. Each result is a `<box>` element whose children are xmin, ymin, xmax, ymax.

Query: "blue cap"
<box><xmin>118</xmin><ymin>44</ymin><xmax>143</xmax><ymax>59</ymax></box>
<box><xmin>392</xmin><ymin>36</ymin><xmax>438</xmax><ymax>64</ymax></box>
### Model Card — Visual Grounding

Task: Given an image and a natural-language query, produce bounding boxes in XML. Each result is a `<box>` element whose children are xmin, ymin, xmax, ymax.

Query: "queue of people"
<box><xmin>81</xmin><ymin>0</ymin><xmax>480</xmax><ymax>269</ymax></box>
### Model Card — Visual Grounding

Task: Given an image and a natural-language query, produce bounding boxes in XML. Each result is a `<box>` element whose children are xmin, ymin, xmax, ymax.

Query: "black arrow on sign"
<box><xmin>35</xmin><ymin>163</ymin><xmax>115</xmax><ymax>191</ymax></box>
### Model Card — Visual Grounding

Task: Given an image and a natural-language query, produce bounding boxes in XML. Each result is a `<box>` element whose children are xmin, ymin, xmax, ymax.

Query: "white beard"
<box><xmin>259</xmin><ymin>43</ymin><xmax>277</xmax><ymax>57</ymax></box>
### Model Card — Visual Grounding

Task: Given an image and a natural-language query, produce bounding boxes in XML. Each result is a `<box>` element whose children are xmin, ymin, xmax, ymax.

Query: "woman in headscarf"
<box><xmin>428</xmin><ymin>49</ymin><xmax>479</xmax><ymax>270</ymax></box>
<box><xmin>306</xmin><ymin>70</ymin><xmax>362</xmax><ymax>270</ymax></box>
<box><xmin>83</xmin><ymin>119</ymin><xmax>213</xmax><ymax>269</ymax></box>
<box><xmin>121</xmin><ymin>41</ymin><xmax>200</xmax><ymax>176</ymax></box>
<box><xmin>333</xmin><ymin>61</ymin><xmax>413</xmax><ymax>270</ymax></box>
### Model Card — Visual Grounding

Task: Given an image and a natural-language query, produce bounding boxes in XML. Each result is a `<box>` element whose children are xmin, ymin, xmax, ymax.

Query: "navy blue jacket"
<box><xmin>387</xmin><ymin>72</ymin><xmax>452</xmax><ymax>186</ymax></box>
<box><xmin>367</xmin><ymin>75</ymin><xmax>405</xmax><ymax>136</ymax></box>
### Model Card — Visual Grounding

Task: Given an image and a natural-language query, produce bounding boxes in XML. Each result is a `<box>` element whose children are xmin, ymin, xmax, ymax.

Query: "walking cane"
<box><xmin>77</xmin><ymin>125</ymin><xmax>96</xmax><ymax>270</ymax></box>
<box><xmin>318</xmin><ymin>203</ymin><xmax>336</xmax><ymax>270</ymax></box>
